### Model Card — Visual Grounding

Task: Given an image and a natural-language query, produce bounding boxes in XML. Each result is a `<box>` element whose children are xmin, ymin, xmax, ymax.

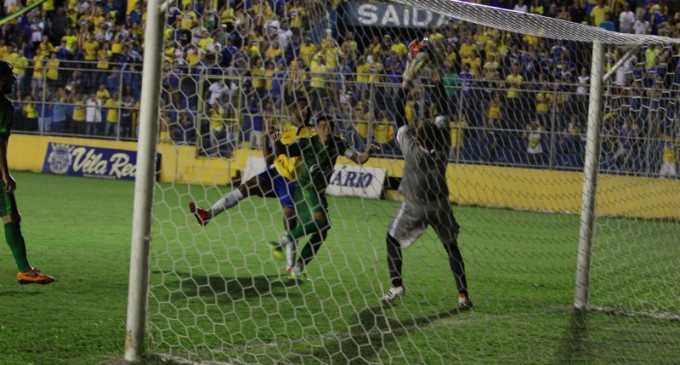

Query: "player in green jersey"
<box><xmin>270</xmin><ymin>115</ymin><xmax>377</xmax><ymax>280</ymax></box>
<box><xmin>0</xmin><ymin>60</ymin><xmax>54</xmax><ymax>285</ymax></box>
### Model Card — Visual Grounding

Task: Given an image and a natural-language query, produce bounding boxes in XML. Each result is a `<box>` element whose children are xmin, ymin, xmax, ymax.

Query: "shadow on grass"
<box><xmin>153</xmin><ymin>271</ymin><xmax>298</xmax><ymax>303</ymax></box>
<box><xmin>553</xmin><ymin>309</ymin><xmax>589</xmax><ymax>364</ymax></box>
<box><xmin>288</xmin><ymin>305</ymin><xmax>466</xmax><ymax>365</ymax></box>
<box><xmin>0</xmin><ymin>290</ymin><xmax>43</xmax><ymax>296</ymax></box>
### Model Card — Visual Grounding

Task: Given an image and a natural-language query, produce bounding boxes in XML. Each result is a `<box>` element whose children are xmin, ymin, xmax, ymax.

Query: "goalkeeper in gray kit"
<box><xmin>381</xmin><ymin>34</ymin><xmax>472</xmax><ymax>309</ymax></box>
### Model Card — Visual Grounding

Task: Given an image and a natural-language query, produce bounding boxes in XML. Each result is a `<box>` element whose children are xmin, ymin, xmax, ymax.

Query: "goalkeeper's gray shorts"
<box><xmin>387</xmin><ymin>200</ymin><xmax>460</xmax><ymax>249</ymax></box>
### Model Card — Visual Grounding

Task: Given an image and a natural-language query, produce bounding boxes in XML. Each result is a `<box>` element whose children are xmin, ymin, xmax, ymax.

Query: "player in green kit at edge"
<box><xmin>269</xmin><ymin>115</ymin><xmax>377</xmax><ymax>280</ymax></box>
<box><xmin>0</xmin><ymin>60</ymin><xmax>55</xmax><ymax>285</ymax></box>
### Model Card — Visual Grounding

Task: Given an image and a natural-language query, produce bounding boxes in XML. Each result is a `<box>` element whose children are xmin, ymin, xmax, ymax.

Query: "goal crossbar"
<box><xmin>391</xmin><ymin>0</ymin><xmax>680</xmax><ymax>46</ymax></box>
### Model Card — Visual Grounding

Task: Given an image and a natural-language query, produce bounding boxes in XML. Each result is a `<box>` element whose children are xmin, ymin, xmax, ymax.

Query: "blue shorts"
<box><xmin>258</xmin><ymin>165</ymin><xmax>296</xmax><ymax>209</ymax></box>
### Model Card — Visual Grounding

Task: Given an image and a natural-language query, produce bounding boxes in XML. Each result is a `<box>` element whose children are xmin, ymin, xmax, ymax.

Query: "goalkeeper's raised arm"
<box><xmin>402</xmin><ymin>35</ymin><xmax>445</xmax><ymax>90</ymax></box>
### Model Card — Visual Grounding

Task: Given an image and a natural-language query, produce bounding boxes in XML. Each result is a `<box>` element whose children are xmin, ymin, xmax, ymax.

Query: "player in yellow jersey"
<box><xmin>189</xmin><ymin>98</ymin><xmax>314</xmax><ymax>233</ymax></box>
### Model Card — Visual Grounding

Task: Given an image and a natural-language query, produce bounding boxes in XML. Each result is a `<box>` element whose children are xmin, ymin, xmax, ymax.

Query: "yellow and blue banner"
<box><xmin>42</xmin><ymin>142</ymin><xmax>159</xmax><ymax>180</ymax></box>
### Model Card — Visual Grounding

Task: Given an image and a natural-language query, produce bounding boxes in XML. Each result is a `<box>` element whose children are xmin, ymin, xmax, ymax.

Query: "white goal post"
<box><xmin>126</xmin><ymin>0</ymin><xmax>165</xmax><ymax>360</ymax></box>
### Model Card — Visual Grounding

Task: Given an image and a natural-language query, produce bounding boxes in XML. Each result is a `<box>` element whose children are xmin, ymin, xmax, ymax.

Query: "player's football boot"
<box><xmin>381</xmin><ymin>286</ymin><xmax>405</xmax><ymax>304</ymax></box>
<box><xmin>287</xmin><ymin>266</ymin><xmax>310</xmax><ymax>281</ymax></box>
<box><xmin>17</xmin><ymin>268</ymin><xmax>55</xmax><ymax>285</ymax></box>
<box><xmin>269</xmin><ymin>242</ymin><xmax>286</xmax><ymax>261</ymax></box>
<box><xmin>189</xmin><ymin>202</ymin><xmax>210</xmax><ymax>226</ymax></box>
<box><xmin>458</xmin><ymin>293</ymin><xmax>473</xmax><ymax>310</ymax></box>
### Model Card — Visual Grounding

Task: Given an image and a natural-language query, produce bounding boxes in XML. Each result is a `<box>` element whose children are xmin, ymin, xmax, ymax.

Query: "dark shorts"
<box><xmin>258</xmin><ymin>165</ymin><xmax>296</xmax><ymax>209</ymax></box>
<box><xmin>0</xmin><ymin>189</ymin><xmax>18</xmax><ymax>217</ymax></box>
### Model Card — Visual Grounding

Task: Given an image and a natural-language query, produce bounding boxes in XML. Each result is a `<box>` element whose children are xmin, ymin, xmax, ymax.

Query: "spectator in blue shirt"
<box><xmin>51</xmin><ymin>88</ymin><xmax>68</xmax><ymax>134</ymax></box>
<box><xmin>600</xmin><ymin>13</ymin><xmax>616</xmax><ymax>31</ymax></box>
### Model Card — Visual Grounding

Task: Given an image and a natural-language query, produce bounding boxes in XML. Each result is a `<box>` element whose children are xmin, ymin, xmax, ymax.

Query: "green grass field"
<box><xmin>0</xmin><ymin>171</ymin><xmax>678</xmax><ymax>365</ymax></box>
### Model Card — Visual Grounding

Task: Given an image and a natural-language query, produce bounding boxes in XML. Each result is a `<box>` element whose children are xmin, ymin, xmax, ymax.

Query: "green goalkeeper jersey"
<box><xmin>0</xmin><ymin>95</ymin><xmax>13</xmax><ymax>138</ymax></box>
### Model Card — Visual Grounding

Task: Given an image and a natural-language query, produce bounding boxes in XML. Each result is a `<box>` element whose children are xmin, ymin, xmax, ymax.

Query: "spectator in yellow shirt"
<box><xmin>590</xmin><ymin>0</ymin><xmax>611</xmax><ymax>26</ymax></box>
<box><xmin>207</xmin><ymin>103</ymin><xmax>224</xmax><ymax>156</ymax></box>
<box><xmin>45</xmin><ymin>52</ymin><xmax>60</xmax><ymax>90</ymax></box>
<box><xmin>22</xmin><ymin>95</ymin><xmax>39</xmax><ymax>131</ymax></box>
<box><xmin>285</xmin><ymin>59</ymin><xmax>307</xmax><ymax>103</ymax></box>
<box><xmin>251</xmin><ymin>58</ymin><xmax>266</xmax><ymax>101</ymax></box>
<box><xmin>61</xmin><ymin>27</ymin><xmax>78</xmax><ymax>50</ymax></box>
<box><xmin>505</xmin><ymin>66</ymin><xmax>523</xmax><ymax>127</ymax></box>
<box><xmin>372</xmin><ymin>110</ymin><xmax>394</xmax><ymax>151</ymax></box>
<box><xmin>486</xmin><ymin>93</ymin><xmax>503</xmax><ymax>128</ymax></box>
<box><xmin>535</xmin><ymin>83</ymin><xmax>552</xmax><ymax>127</ymax></box>
<box><xmin>462</xmin><ymin>51</ymin><xmax>482</xmax><ymax>78</ymax></box>
<box><xmin>355</xmin><ymin>55</ymin><xmax>371</xmax><ymax>95</ymax></box>
<box><xmin>263</xmin><ymin>61</ymin><xmax>276</xmax><ymax>99</ymax></box>
<box><xmin>450</xmin><ymin>114</ymin><xmax>468</xmax><ymax>160</ymax></box>
<box><xmin>186</xmin><ymin>47</ymin><xmax>200</xmax><ymax>66</ymax></box>
<box><xmin>388</xmin><ymin>37</ymin><xmax>408</xmax><ymax>59</ymax></box>
<box><xmin>319</xmin><ymin>35</ymin><xmax>343</xmax><ymax>71</ymax></box>
<box><xmin>31</xmin><ymin>51</ymin><xmax>46</xmax><ymax>95</ymax></box>
<box><xmin>219</xmin><ymin>2</ymin><xmax>235</xmax><ymax>32</ymax></box>
<box><xmin>529</xmin><ymin>0</ymin><xmax>544</xmax><ymax>15</ymax></box>
<box><xmin>0</xmin><ymin>39</ymin><xmax>10</xmax><ymax>61</ymax></box>
<box><xmin>96</xmin><ymin>83</ymin><xmax>110</xmax><ymax>117</ymax></box>
<box><xmin>458</xmin><ymin>35</ymin><xmax>478</xmax><ymax>60</ymax></box>
<box><xmin>82</xmin><ymin>33</ymin><xmax>100</xmax><ymax>62</ymax></box>
<box><xmin>179</xmin><ymin>4</ymin><xmax>197</xmax><ymax>30</ymax></box>
<box><xmin>246</xmin><ymin>39</ymin><xmax>262</xmax><ymax>60</ymax></box>
<box><xmin>70</xmin><ymin>93</ymin><xmax>86</xmax><ymax>134</ymax></box>
<box><xmin>96</xmin><ymin>44</ymin><xmax>112</xmax><ymax>85</ymax></box>
<box><xmin>104</xmin><ymin>92</ymin><xmax>120</xmax><ymax>137</ymax></box>
<box><xmin>658</xmin><ymin>128</ymin><xmax>678</xmax><ymax>178</ymax></box>
<box><xmin>287</xmin><ymin>0</ymin><xmax>306</xmax><ymax>34</ymax></box>
<box><xmin>265</xmin><ymin>40</ymin><xmax>284</xmax><ymax>65</ymax></box>
<box><xmin>341</xmin><ymin>31</ymin><xmax>358</xmax><ymax>60</ymax></box>
<box><xmin>299</xmin><ymin>37</ymin><xmax>317</xmax><ymax>67</ymax></box>
<box><xmin>309</xmin><ymin>55</ymin><xmax>328</xmax><ymax>111</ymax></box>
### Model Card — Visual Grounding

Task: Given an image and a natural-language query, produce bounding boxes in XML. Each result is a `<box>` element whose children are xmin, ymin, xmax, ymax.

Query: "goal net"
<box><xmin>138</xmin><ymin>0</ymin><xmax>680</xmax><ymax>363</ymax></box>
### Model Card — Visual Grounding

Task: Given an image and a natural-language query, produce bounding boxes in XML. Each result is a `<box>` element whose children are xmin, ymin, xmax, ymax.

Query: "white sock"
<box><xmin>209</xmin><ymin>189</ymin><xmax>244</xmax><ymax>218</ymax></box>
<box><xmin>285</xmin><ymin>241</ymin><xmax>296</xmax><ymax>269</ymax></box>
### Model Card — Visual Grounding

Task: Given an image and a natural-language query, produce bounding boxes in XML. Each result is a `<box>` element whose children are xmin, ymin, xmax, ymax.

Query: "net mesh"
<box><xmin>144</xmin><ymin>0</ymin><xmax>680</xmax><ymax>364</ymax></box>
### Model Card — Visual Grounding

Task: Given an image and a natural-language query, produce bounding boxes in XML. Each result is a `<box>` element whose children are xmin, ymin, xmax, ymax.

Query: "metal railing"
<box><xmin>10</xmin><ymin>63</ymin><xmax>679</xmax><ymax>177</ymax></box>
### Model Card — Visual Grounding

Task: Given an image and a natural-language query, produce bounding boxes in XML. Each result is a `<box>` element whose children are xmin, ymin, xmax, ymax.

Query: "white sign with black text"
<box><xmin>326</xmin><ymin>164</ymin><xmax>386</xmax><ymax>199</ymax></box>
<box><xmin>243</xmin><ymin>158</ymin><xmax>386</xmax><ymax>199</ymax></box>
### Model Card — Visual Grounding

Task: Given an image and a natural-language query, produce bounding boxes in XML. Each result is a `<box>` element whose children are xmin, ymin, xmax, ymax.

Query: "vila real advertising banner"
<box><xmin>42</xmin><ymin>143</ymin><xmax>153</xmax><ymax>180</ymax></box>
<box><xmin>343</xmin><ymin>2</ymin><xmax>452</xmax><ymax>28</ymax></box>
<box><xmin>244</xmin><ymin>157</ymin><xmax>386</xmax><ymax>199</ymax></box>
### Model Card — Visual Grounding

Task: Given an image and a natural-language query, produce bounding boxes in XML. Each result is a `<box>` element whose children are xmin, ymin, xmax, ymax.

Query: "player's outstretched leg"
<box><xmin>189</xmin><ymin>201</ymin><xmax>210</xmax><ymax>226</ymax></box>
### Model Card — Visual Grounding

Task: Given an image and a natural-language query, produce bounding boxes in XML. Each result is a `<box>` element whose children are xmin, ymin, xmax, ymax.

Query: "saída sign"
<box><xmin>344</xmin><ymin>2</ymin><xmax>452</xmax><ymax>28</ymax></box>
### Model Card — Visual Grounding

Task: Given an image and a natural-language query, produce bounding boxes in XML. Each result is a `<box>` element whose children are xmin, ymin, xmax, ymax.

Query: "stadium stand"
<box><xmin>0</xmin><ymin>0</ymin><xmax>678</xmax><ymax>175</ymax></box>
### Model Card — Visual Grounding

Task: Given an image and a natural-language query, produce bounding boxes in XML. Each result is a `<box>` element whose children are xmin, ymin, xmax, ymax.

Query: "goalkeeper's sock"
<box><xmin>285</xmin><ymin>240</ymin><xmax>296</xmax><ymax>269</ymax></box>
<box><xmin>297</xmin><ymin>230</ymin><xmax>328</xmax><ymax>268</ymax></box>
<box><xmin>386</xmin><ymin>234</ymin><xmax>403</xmax><ymax>288</ymax></box>
<box><xmin>442</xmin><ymin>239</ymin><xmax>468</xmax><ymax>294</ymax></box>
<box><xmin>4</xmin><ymin>223</ymin><xmax>31</xmax><ymax>273</ymax></box>
<box><xmin>209</xmin><ymin>189</ymin><xmax>244</xmax><ymax>218</ymax></box>
<box><xmin>286</xmin><ymin>219</ymin><xmax>328</xmax><ymax>242</ymax></box>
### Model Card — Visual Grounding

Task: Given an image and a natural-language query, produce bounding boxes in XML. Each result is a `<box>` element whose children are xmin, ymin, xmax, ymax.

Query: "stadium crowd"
<box><xmin>0</xmin><ymin>0</ymin><xmax>679</xmax><ymax>176</ymax></box>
